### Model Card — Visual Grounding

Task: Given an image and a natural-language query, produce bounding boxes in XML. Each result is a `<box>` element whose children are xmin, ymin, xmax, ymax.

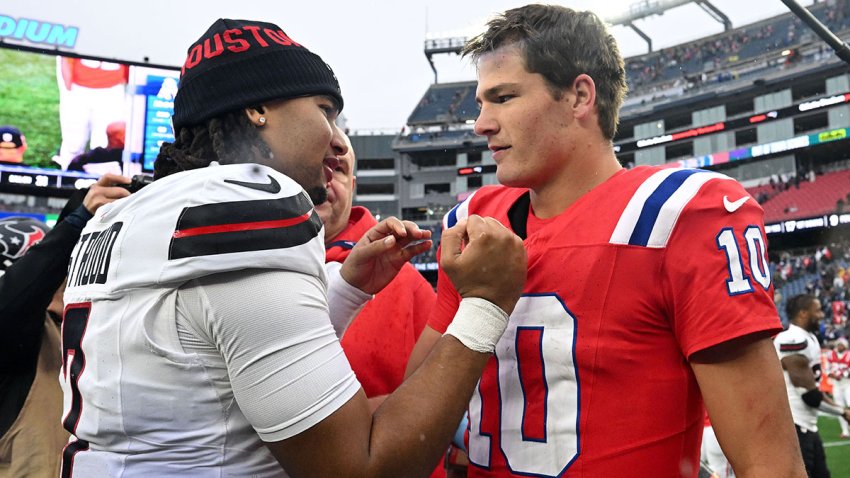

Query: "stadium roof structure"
<box><xmin>421</xmin><ymin>0</ymin><xmax>732</xmax><ymax>81</ymax></box>
<box><xmin>605</xmin><ymin>0</ymin><xmax>731</xmax><ymax>53</ymax></box>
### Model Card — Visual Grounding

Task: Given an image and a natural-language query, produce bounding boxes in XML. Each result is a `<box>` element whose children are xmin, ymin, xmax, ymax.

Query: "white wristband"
<box><xmin>444</xmin><ymin>298</ymin><xmax>510</xmax><ymax>353</ymax></box>
<box><xmin>326</xmin><ymin>261</ymin><xmax>372</xmax><ymax>338</ymax></box>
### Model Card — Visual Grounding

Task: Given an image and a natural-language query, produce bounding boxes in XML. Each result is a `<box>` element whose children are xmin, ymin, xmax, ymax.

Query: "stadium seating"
<box><xmin>625</xmin><ymin>1</ymin><xmax>849</xmax><ymax>92</ymax></box>
<box><xmin>407</xmin><ymin>82</ymin><xmax>475</xmax><ymax>125</ymax></box>
<box><xmin>759</xmin><ymin>169</ymin><xmax>850</xmax><ymax>223</ymax></box>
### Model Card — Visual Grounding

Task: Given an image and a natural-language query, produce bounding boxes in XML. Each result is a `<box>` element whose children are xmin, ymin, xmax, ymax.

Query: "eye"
<box><xmin>319</xmin><ymin>104</ymin><xmax>337</xmax><ymax>118</ymax></box>
<box><xmin>497</xmin><ymin>95</ymin><xmax>514</xmax><ymax>104</ymax></box>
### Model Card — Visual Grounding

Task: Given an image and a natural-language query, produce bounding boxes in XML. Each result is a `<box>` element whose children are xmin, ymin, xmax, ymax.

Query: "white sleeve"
<box><xmin>774</xmin><ymin>327</ymin><xmax>811</xmax><ymax>359</ymax></box>
<box><xmin>177</xmin><ymin>268</ymin><xmax>361</xmax><ymax>442</ymax></box>
<box><xmin>324</xmin><ymin>261</ymin><xmax>372</xmax><ymax>338</ymax></box>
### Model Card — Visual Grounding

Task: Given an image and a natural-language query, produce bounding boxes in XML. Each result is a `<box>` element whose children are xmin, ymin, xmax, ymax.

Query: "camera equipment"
<box><xmin>121</xmin><ymin>174</ymin><xmax>154</xmax><ymax>193</ymax></box>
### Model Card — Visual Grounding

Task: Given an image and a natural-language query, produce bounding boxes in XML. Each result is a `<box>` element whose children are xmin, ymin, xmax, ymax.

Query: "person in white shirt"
<box><xmin>59</xmin><ymin>18</ymin><xmax>527</xmax><ymax>478</ymax></box>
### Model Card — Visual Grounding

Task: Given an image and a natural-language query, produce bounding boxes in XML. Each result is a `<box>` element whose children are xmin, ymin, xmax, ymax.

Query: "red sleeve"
<box><xmin>409</xmin><ymin>266</ymin><xmax>436</xmax><ymax>340</ymax></box>
<box><xmin>662</xmin><ymin>178</ymin><xmax>782</xmax><ymax>359</ymax></box>
<box><xmin>427</xmin><ymin>244</ymin><xmax>462</xmax><ymax>334</ymax></box>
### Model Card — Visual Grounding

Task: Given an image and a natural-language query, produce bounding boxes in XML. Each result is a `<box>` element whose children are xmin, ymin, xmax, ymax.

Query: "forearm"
<box><xmin>365</xmin><ymin>336</ymin><xmax>487</xmax><ymax>476</ymax></box>
<box><xmin>325</xmin><ymin>261</ymin><xmax>371</xmax><ymax>338</ymax></box>
<box><xmin>271</xmin><ymin>300</ymin><xmax>505</xmax><ymax>478</ymax></box>
<box><xmin>404</xmin><ymin>325</ymin><xmax>441</xmax><ymax>379</ymax></box>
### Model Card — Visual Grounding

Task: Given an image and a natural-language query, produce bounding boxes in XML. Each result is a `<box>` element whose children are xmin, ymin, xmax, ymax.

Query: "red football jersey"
<box><xmin>70</xmin><ymin>58</ymin><xmax>129</xmax><ymax>89</ymax></box>
<box><xmin>826</xmin><ymin>349</ymin><xmax>850</xmax><ymax>379</ymax></box>
<box><xmin>429</xmin><ymin>166</ymin><xmax>782</xmax><ymax>477</ymax></box>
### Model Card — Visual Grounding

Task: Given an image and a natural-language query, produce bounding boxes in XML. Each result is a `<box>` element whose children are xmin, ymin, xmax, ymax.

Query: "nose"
<box><xmin>474</xmin><ymin>104</ymin><xmax>498</xmax><ymax>137</ymax></box>
<box><xmin>331</xmin><ymin>123</ymin><xmax>348</xmax><ymax>156</ymax></box>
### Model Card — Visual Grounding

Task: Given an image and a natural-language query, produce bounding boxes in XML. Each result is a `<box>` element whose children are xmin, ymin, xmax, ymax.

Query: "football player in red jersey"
<box><xmin>406</xmin><ymin>5</ymin><xmax>804</xmax><ymax>477</ymax></box>
<box><xmin>826</xmin><ymin>337</ymin><xmax>850</xmax><ymax>437</ymax></box>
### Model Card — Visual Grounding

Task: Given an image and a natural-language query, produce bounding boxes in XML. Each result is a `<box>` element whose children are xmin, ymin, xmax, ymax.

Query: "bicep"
<box><xmin>265</xmin><ymin>388</ymin><xmax>374</xmax><ymax>478</ymax></box>
<box><xmin>190</xmin><ymin>269</ymin><xmax>362</xmax><ymax>442</ymax></box>
<box><xmin>691</xmin><ymin>333</ymin><xmax>803</xmax><ymax>475</ymax></box>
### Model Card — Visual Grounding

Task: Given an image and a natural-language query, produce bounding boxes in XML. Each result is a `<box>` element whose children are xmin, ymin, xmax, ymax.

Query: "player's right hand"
<box><xmin>441</xmin><ymin>215</ymin><xmax>526</xmax><ymax>315</ymax></box>
<box><xmin>84</xmin><ymin>173</ymin><xmax>131</xmax><ymax>213</ymax></box>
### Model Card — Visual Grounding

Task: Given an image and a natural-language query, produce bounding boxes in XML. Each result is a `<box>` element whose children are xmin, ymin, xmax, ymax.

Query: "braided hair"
<box><xmin>153</xmin><ymin>109</ymin><xmax>273</xmax><ymax>179</ymax></box>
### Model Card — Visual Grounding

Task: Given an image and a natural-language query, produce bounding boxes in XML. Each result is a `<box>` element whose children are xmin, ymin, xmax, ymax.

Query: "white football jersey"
<box><xmin>60</xmin><ymin>163</ymin><xmax>359</xmax><ymax>477</ymax></box>
<box><xmin>774</xmin><ymin>323</ymin><xmax>821</xmax><ymax>432</ymax></box>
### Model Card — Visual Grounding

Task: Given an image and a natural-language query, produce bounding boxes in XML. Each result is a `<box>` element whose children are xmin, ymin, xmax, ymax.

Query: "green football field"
<box><xmin>0</xmin><ymin>48</ymin><xmax>62</xmax><ymax>168</ymax></box>
<box><xmin>820</xmin><ymin>415</ymin><xmax>850</xmax><ymax>476</ymax></box>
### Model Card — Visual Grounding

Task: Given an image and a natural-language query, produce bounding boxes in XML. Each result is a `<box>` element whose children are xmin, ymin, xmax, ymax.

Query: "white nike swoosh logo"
<box><xmin>723</xmin><ymin>195</ymin><xmax>750</xmax><ymax>213</ymax></box>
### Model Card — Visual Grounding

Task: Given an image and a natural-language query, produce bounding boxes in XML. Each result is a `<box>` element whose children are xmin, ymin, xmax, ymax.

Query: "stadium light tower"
<box><xmin>423</xmin><ymin>37</ymin><xmax>467</xmax><ymax>84</ymax></box>
<box><xmin>606</xmin><ymin>0</ymin><xmax>730</xmax><ymax>53</ymax></box>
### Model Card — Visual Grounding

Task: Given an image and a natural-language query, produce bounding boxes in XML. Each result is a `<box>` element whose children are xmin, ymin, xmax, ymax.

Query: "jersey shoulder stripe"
<box><xmin>443</xmin><ymin>190</ymin><xmax>479</xmax><ymax>230</ymax></box>
<box><xmin>610</xmin><ymin>168</ymin><xmax>730</xmax><ymax>248</ymax></box>
<box><xmin>779</xmin><ymin>341</ymin><xmax>809</xmax><ymax>352</ymax></box>
<box><xmin>168</xmin><ymin>193</ymin><xmax>320</xmax><ymax>259</ymax></box>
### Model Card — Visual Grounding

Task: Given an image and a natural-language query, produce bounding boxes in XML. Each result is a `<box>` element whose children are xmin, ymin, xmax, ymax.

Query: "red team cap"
<box><xmin>172</xmin><ymin>18</ymin><xmax>343</xmax><ymax>130</ymax></box>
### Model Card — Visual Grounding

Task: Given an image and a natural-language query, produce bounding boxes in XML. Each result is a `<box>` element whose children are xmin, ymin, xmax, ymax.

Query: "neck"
<box><xmin>529</xmin><ymin>140</ymin><xmax>622</xmax><ymax>219</ymax></box>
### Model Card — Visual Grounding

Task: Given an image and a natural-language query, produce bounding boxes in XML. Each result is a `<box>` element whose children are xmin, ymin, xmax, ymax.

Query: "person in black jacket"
<box><xmin>0</xmin><ymin>173</ymin><xmax>129</xmax><ymax>478</ymax></box>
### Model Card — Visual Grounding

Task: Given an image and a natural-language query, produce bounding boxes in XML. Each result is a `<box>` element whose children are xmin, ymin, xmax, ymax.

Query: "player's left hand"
<box><xmin>340</xmin><ymin>216</ymin><xmax>432</xmax><ymax>294</ymax></box>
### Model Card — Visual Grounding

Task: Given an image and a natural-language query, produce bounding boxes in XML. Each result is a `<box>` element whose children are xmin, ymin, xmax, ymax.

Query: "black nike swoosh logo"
<box><xmin>224</xmin><ymin>175</ymin><xmax>281</xmax><ymax>194</ymax></box>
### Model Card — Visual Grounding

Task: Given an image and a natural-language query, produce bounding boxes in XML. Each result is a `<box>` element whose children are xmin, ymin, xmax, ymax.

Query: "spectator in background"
<box><xmin>53</xmin><ymin>57</ymin><xmax>129</xmax><ymax>170</ymax></box>
<box><xmin>314</xmin><ymin>133</ymin><xmax>444</xmax><ymax>477</ymax></box>
<box><xmin>315</xmin><ymin>132</ymin><xmax>436</xmax><ymax>410</ymax></box>
<box><xmin>67</xmin><ymin>121</ymin><xmax>126</xmax><ymax>175</ymax></box>
<box><xmin>0</xmin><ymin>126</ymin><xmax>27</xmax><ymax>164</ymax></box>
<box><xmin>0</xmin><ymin>174</ymin><xmax>130</xmax><ymax>478</ymax></box>
<box><xmin>775</xmin><ymin>294</ymin><xmax>850</xmax><ymax>477</ymax></box>
<box><xmin>826</xmin><ymin>337</ymin><xmax>850</xmax><ymax>438</ymax></box>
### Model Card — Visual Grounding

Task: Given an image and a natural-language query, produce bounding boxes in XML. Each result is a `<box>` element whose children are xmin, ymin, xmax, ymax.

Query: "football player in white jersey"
<box><xmin>59</xmin><ymin>18</ymin><xmax>527</xmax><ymax>478</ymax></box>
<box><xmin>775</xmin><ymin>294</ymin><xmax>850</xmax><ymax>477</ymax></box>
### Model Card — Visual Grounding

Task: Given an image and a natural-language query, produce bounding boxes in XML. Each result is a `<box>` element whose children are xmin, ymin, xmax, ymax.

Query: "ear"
<box><xmin>571</xmin><ymin>74</ymin><xmax>597</xmax><ymax>120</ymax></box>
<box><xmin>244</xmin><ymin>105</ymin><xmax>267</xmax><ymax>127</ymax></box>
<box><xmin>351</xmin><ymin>175</ymin><xmax>357</xmax><ymax>193</ymax></box>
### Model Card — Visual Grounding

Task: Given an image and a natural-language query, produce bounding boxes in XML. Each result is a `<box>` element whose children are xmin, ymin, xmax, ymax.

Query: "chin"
<box><xmin>496</xmin><ymin>171</ymin><xmax>526</xmax><ymax>188</ymax></box>
<box><xmin>307</xmin><ymin>186</ymin><xmax>328</xmax><ymax>206</ymax></box>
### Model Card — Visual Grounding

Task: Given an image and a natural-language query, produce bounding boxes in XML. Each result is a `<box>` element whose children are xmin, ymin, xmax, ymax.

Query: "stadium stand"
<box><xmin>759</xmin><ymin>169</ymin><xmax>850</xmax><ymax>222</ymax></box>
<box><xmin>625</xmin><ymin>0</ymin><xmax>850</xmax><ymax>93</ymax></box>
<box><xmin>407</xmin><ymin>82</ymin><xmax>476</xmax><ymax>125</ymax></box>
<box><xmin>772</xmin><ymin>242</ymin><xmax>850</xmax><ymax>337</ymax></box>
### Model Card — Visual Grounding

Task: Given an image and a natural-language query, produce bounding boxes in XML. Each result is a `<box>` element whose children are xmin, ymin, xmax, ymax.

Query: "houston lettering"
<box><xmin>182</xmin><ymin>25</ymin><xmax>301</xmax><ymax>74</ymax></box>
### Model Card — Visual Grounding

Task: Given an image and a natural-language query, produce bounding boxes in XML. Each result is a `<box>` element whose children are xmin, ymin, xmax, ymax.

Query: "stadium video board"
<box><xmin>0</xmin><ymin>44</ymin><xmax>179</xmax><ymax>194</ymax></box>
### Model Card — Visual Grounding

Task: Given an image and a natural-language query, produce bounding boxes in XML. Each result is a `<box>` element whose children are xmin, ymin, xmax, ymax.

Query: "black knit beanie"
<box><xmin>172</xmin><ymin>18</ymin><xmax>343</xmax><ymax>130</ymax></box>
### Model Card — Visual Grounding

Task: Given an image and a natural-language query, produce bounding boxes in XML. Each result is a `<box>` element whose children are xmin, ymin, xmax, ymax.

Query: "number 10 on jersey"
<box><xmin>468</xmin><ymin>294</ymin><xmax>580</xmax><ymax>477</ymax></box>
